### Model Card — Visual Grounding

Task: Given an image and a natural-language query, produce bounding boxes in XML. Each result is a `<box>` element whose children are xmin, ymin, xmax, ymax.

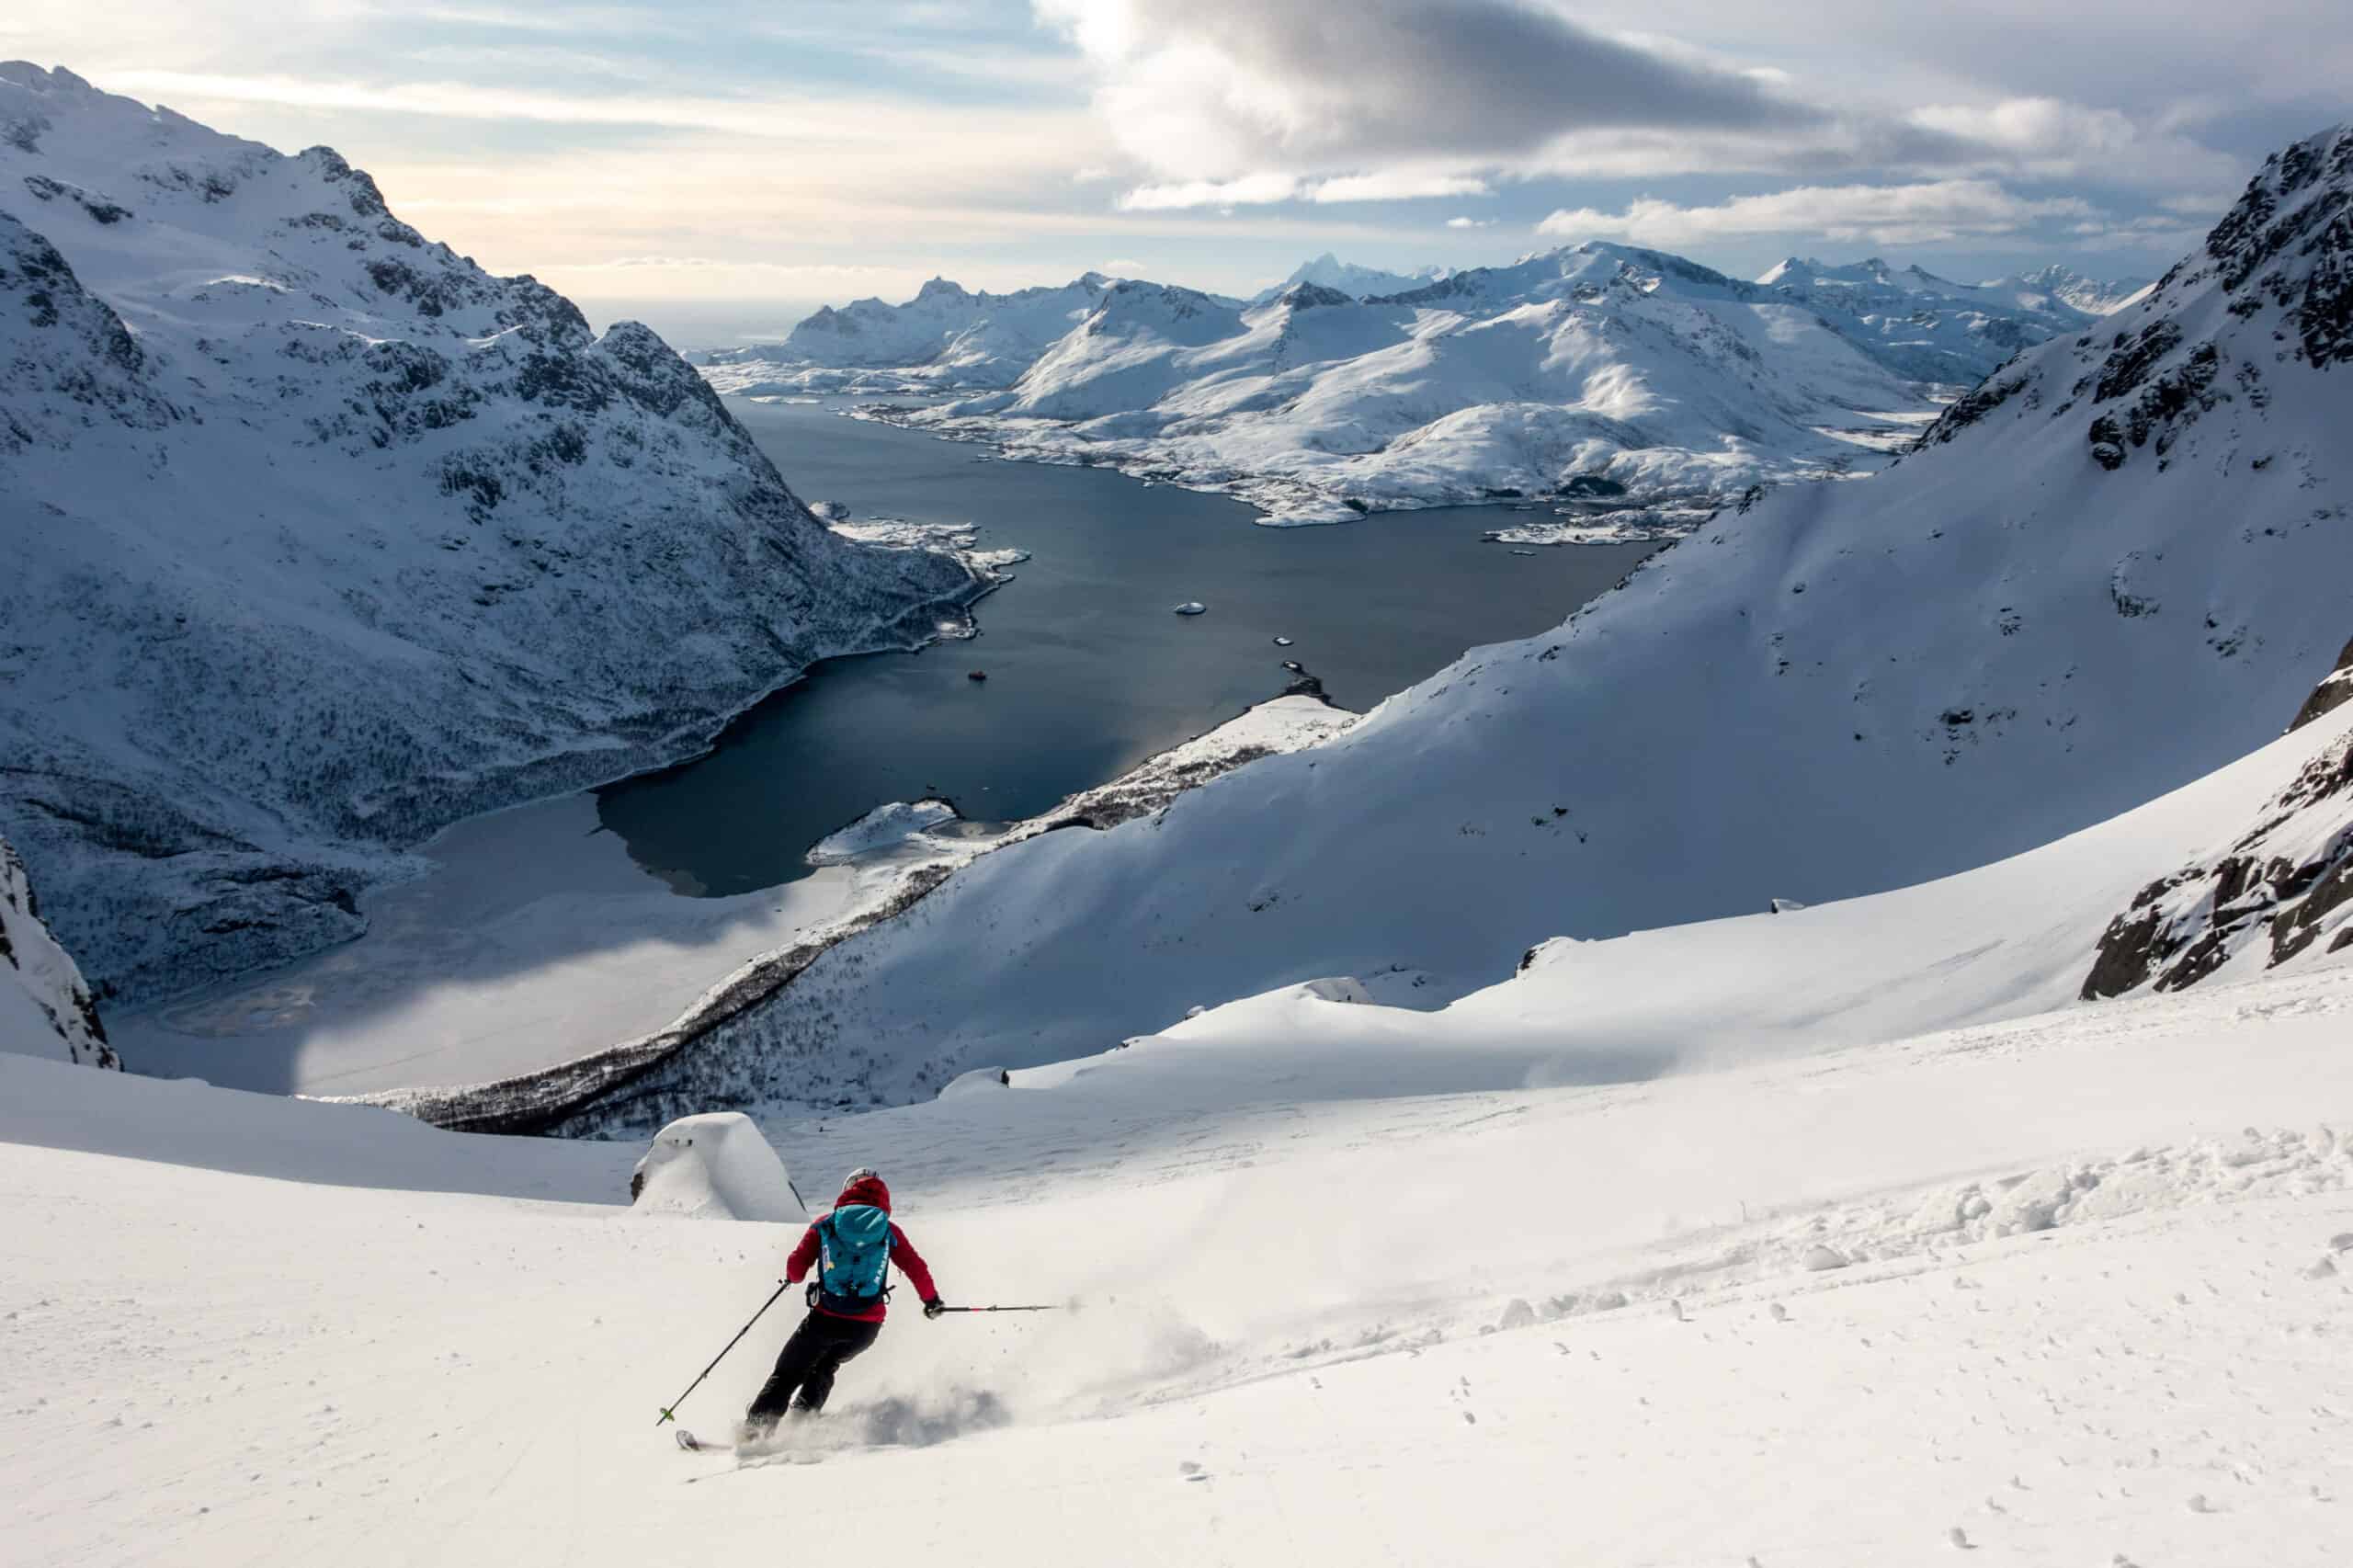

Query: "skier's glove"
<box><xmin>923</xmin><ymin>1299</ymin><xmax>946</xmax><ymax>1320</ymax></box>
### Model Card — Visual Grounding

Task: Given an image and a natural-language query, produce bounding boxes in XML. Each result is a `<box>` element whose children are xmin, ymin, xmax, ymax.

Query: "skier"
<box><xmin>740</xmin><ymin>1167</ymin><xmax>942</xmax><ymax>1438</ymax></box>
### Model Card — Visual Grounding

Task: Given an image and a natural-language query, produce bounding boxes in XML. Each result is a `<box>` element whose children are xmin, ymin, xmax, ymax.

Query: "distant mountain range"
<box><xmin>1248</xmin><ymin>251</ymin><xmax>1453</xmax><ymax>303</ymax></box>
<box><xmin>702</xmin><ymin>243</ymin><xmax>2145</xmax><ymax>527</ymax></box>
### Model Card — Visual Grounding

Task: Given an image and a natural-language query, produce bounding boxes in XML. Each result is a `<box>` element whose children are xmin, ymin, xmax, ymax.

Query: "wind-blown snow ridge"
<box><xmin>702</xmin><ymin>241</ymin><xmax>2117</xmax><ymax>528</ymax></box>
<box><xmin>0</xmin><ymin>64</ymin><xmax>985</xmax><ymax>1002</ymax></box>
<box><xmin>567</xmin><ymin>121</ymin><xmax>2353</xmax><ymax>1120</ymax></box>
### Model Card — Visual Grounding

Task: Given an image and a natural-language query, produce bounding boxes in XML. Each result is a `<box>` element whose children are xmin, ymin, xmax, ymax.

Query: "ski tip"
<box><xmin>674</xmin><ymin>1427</ymin><xmax>703</xmax><ymax>1452</ymax></box>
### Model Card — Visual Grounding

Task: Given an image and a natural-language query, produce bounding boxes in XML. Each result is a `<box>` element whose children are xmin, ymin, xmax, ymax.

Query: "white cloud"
<box><xmin>1120</xmin><ymin>167</ymin><xmax>1493</xmax><ymax>210</ymax></box>
<box><xmin>1538</xmin><ymin>179</ymin><xmax>2098</xmax><ymax>248</ymax></box>
<box><xmin>1118</xmin><ymin>172</ymin><xmax>1301</xmax><ymax>210</ymax></box>
<box><xmin>1446</xmin><ymin>216</ymin><xmax>1493</xmax><ymax>229</ymax></box>
<box><xmin>1099</xmin><ymin>256</ymin><xmax>1151</xmax><ymax>276</ymax></box>
<box><xmin>97</xmin><ymin>69</ymin><xmax>946</xmax><ymax>141</ymax></box>
<box><xmin>1310</xmin><ymin>170</ymin><xmax>1491</xmax><ymax>203</ymax></box>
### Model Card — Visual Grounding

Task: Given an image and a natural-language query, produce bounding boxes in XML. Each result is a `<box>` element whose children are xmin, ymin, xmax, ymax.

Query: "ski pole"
<box><xmin>655</xmin><ymin>1278</ymin><xmax>791</xmax><ymax>1426</ymax></box>
<box><xmin>936</xmin><ymin>1303</ymin><xmax>1065</xmax><ymax>1313</ymax></box>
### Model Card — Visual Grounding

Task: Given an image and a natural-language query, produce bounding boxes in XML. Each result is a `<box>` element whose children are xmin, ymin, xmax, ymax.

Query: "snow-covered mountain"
<box><xmin>0</xmin><ymin>833</ymin><xmax>118</xmax><ymax>1067</ymax></box>
<box><xmin>882</xmin><ymin>243</ymin><xmax>1974</xmax><ymax>525</ymax></box>
<box><xmin>1751</xmin><ymin>254</ymin><xmax>2113</xmax><ymax>381</ymax></box>
<box><xmin>585</xmin><ymin>121</ymin><xmax>2353</xmax><ymax>1115</ymax></box>
<box><xmin>706</xmin><ymin>241</ymin><xmax>2115</xmax><ymax>528</ymax></box>
<box><xmin>1995</xmin><ymin>262</ymin><xmax>2151</xmax><ymax>315</ymax></box>
<box><xmin>0</xmin><ymin>65</ymin><xmax>983</xmax><ymax>1003</ymax></box>
<box><xmin>1247</xmin><ymin>251</ymin><xmax>1449</xmax><ymax>303</ymax></box>
<box><xmin>713</xmin><ymin>273</ymin><xmax>1118</xmax><ymax>390</ymax></box>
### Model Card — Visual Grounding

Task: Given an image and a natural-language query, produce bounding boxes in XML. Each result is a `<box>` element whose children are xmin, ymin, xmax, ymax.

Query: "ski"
<box><xmin>673</xmin><ymin>1427</ymin><xmax>734</xmax><ymax>1455</ymax></box>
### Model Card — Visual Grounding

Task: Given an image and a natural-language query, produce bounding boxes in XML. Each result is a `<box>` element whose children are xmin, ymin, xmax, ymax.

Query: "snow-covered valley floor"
<box><xmin>9</xmin><ymin>956</ymin><xmax>2353</xmax><ymax>1566</ymax></box>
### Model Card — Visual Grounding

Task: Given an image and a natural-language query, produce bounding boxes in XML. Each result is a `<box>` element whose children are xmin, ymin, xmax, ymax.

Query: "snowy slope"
<box><xmin>0</xmin><ymin>65</ymin><xmax>983</xmax><ymax>1003</ymax></box>
<box><xmin>1020</xmin><ymin>700</ymin><xmax>2353</xmax><ymax>1108</ymax></box>
<box><xmin>590</xmin><ymin>123</ymin><xmax>2353</xmax><ymax>1114</ymax></box>
<box><xmin>0</xmin><ymin>833</ymin><xmax>117</xmax><ymax>1067</ymax></box>
<box><xmin>8</xmin><ymin>951</ymin><xmax>2353</xmax><ymax>1566</ymax></box>
<box><xmin>1246</xmin><ymin>250</ymin><xmax>1449</xmax><ymax>303</ymax></box>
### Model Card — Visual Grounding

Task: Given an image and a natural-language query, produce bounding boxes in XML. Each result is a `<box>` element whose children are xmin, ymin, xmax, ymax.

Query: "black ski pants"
<box><xmin>748</xmin><ymin>1310</ymin><xmax>882</xmax><ymax>1421</ymax></box>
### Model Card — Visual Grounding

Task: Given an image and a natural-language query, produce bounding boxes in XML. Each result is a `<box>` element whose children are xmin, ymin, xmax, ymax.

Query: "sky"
<box><xmin>4</xmin><ymin>0</ymin><xmax>2347</xmax><ymax>346</ymax></box>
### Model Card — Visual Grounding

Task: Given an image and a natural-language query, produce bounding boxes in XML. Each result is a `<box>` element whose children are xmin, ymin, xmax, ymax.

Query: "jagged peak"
<box><xmin>1276</xmin><ymin>280</ymin><xmax>1354</xmax><ymax>310</ymax></box>
<box><xmin>0</xmin><ymin>62</ymin><xmax>94</xmax><ymax>93</ymax></box>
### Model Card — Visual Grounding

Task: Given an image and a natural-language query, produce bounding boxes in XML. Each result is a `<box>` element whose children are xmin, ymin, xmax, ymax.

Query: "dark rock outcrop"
<box><xmin>2289</xmin><ymin>635</ymin><xmax>2353</xmax><ymax>732</ymax></box>
<box><xmin>2082</xmin><ymin>725</ymin><xmax>2353</xmax><ymax>998</ymax></box>
<box><xmin>0</xmin><ymin>832</ymin><xmax>119</xmax><ymax>1067</ymax></box>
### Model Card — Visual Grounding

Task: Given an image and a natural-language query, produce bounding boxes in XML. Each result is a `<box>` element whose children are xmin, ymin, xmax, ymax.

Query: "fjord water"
<box><xmin>596</xmin><ymin>398</ymin><xmax>1660</xmax><ymax>894</ymax></box>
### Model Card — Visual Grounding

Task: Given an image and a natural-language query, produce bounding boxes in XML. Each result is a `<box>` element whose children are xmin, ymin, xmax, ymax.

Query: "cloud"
<box><xmin>96</xmin><ymin>68</ymin><xmax>921</xmax><ymax>139</ymax></box>
<box><xmin>1120</xmin><ymin>167</ymin><xmax>1491</xmax><ymax>210</ymax></box>
<box><xmin>1907</xmin><ymin>97</ymin><xmax>2245</xmax><ymax>188</ymax></box>
<box><xmin>1538</xmin><ymin>179</ymin><xmax>2098</xmax><ymax>248</ymax></box>
<box><xmin>1118</xmin><ymin>172</ymin><xmax>1301</xmax><ymax>210</ymax></box>
<box><xmin>1039</xmin><ymin>0</ymin><xmax>1828</xmax><ymax>202</ymax></box>
<box><xmin>1445</xmin><ymin>216</ymin><xmax>1493</xmax><ymax>229</ymax></box>
<box><xmin>1099</xmin><ymin>256</ymin><xmax>1151</xmax><ymax>276</ymax></box>
<box><xmin>1037</xmin><ymin>1</ymin><xmax>2251</xmax><ymax>209</ymax></box>
<box><xmin>1309</xmin><ymin>169</ymin><xmax>1490</xmax><ymax>203</ymax></box>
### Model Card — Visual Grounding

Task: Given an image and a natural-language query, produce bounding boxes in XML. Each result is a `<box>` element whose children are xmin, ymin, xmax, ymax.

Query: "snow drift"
<box><xmin>0</xmin><ymin>65</ymin><xmax>983</xmax><ymax>1003</ymax></box>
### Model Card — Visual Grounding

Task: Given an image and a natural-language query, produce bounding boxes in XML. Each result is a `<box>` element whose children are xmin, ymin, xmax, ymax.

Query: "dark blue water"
<box><xmin>595</xmin><ymin>399</ymin><xmax>1658</xmax><ymax>894</ymax></box>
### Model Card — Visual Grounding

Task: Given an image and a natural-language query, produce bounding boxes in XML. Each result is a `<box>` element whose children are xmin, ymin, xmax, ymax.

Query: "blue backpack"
<box><xmin>813</xmin><ymin>1205</ymin><xmax>893</xmax><ymax>1312</ymax></box>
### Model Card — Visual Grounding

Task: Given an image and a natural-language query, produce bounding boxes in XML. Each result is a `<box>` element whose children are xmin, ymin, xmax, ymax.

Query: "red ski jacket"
<box><xmin>785</xmin><ymin>1174</ymin><xmax>939</xmax><ymax>1324</ymax></box>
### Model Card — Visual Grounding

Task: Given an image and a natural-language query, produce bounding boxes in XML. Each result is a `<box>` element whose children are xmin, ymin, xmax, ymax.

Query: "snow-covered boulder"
<box><xmin>1</xmin><ymin>834</ymin><xmax>118</xmax><ymax>1067</ymax></box>
<box><xmin>628</xmin><ymin>1113</ymin><xmax>805</xmax><ymax>1223</ymax></box>
<box><xmin>938</xmin><ymin>1066</ymin><xmax>1011</xmax><ymax>1099</ymax></box>
<box><xmin>0</xmin><ymin>65</ymin><xmax>980</xmax><ymax>1002</ymax></box>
